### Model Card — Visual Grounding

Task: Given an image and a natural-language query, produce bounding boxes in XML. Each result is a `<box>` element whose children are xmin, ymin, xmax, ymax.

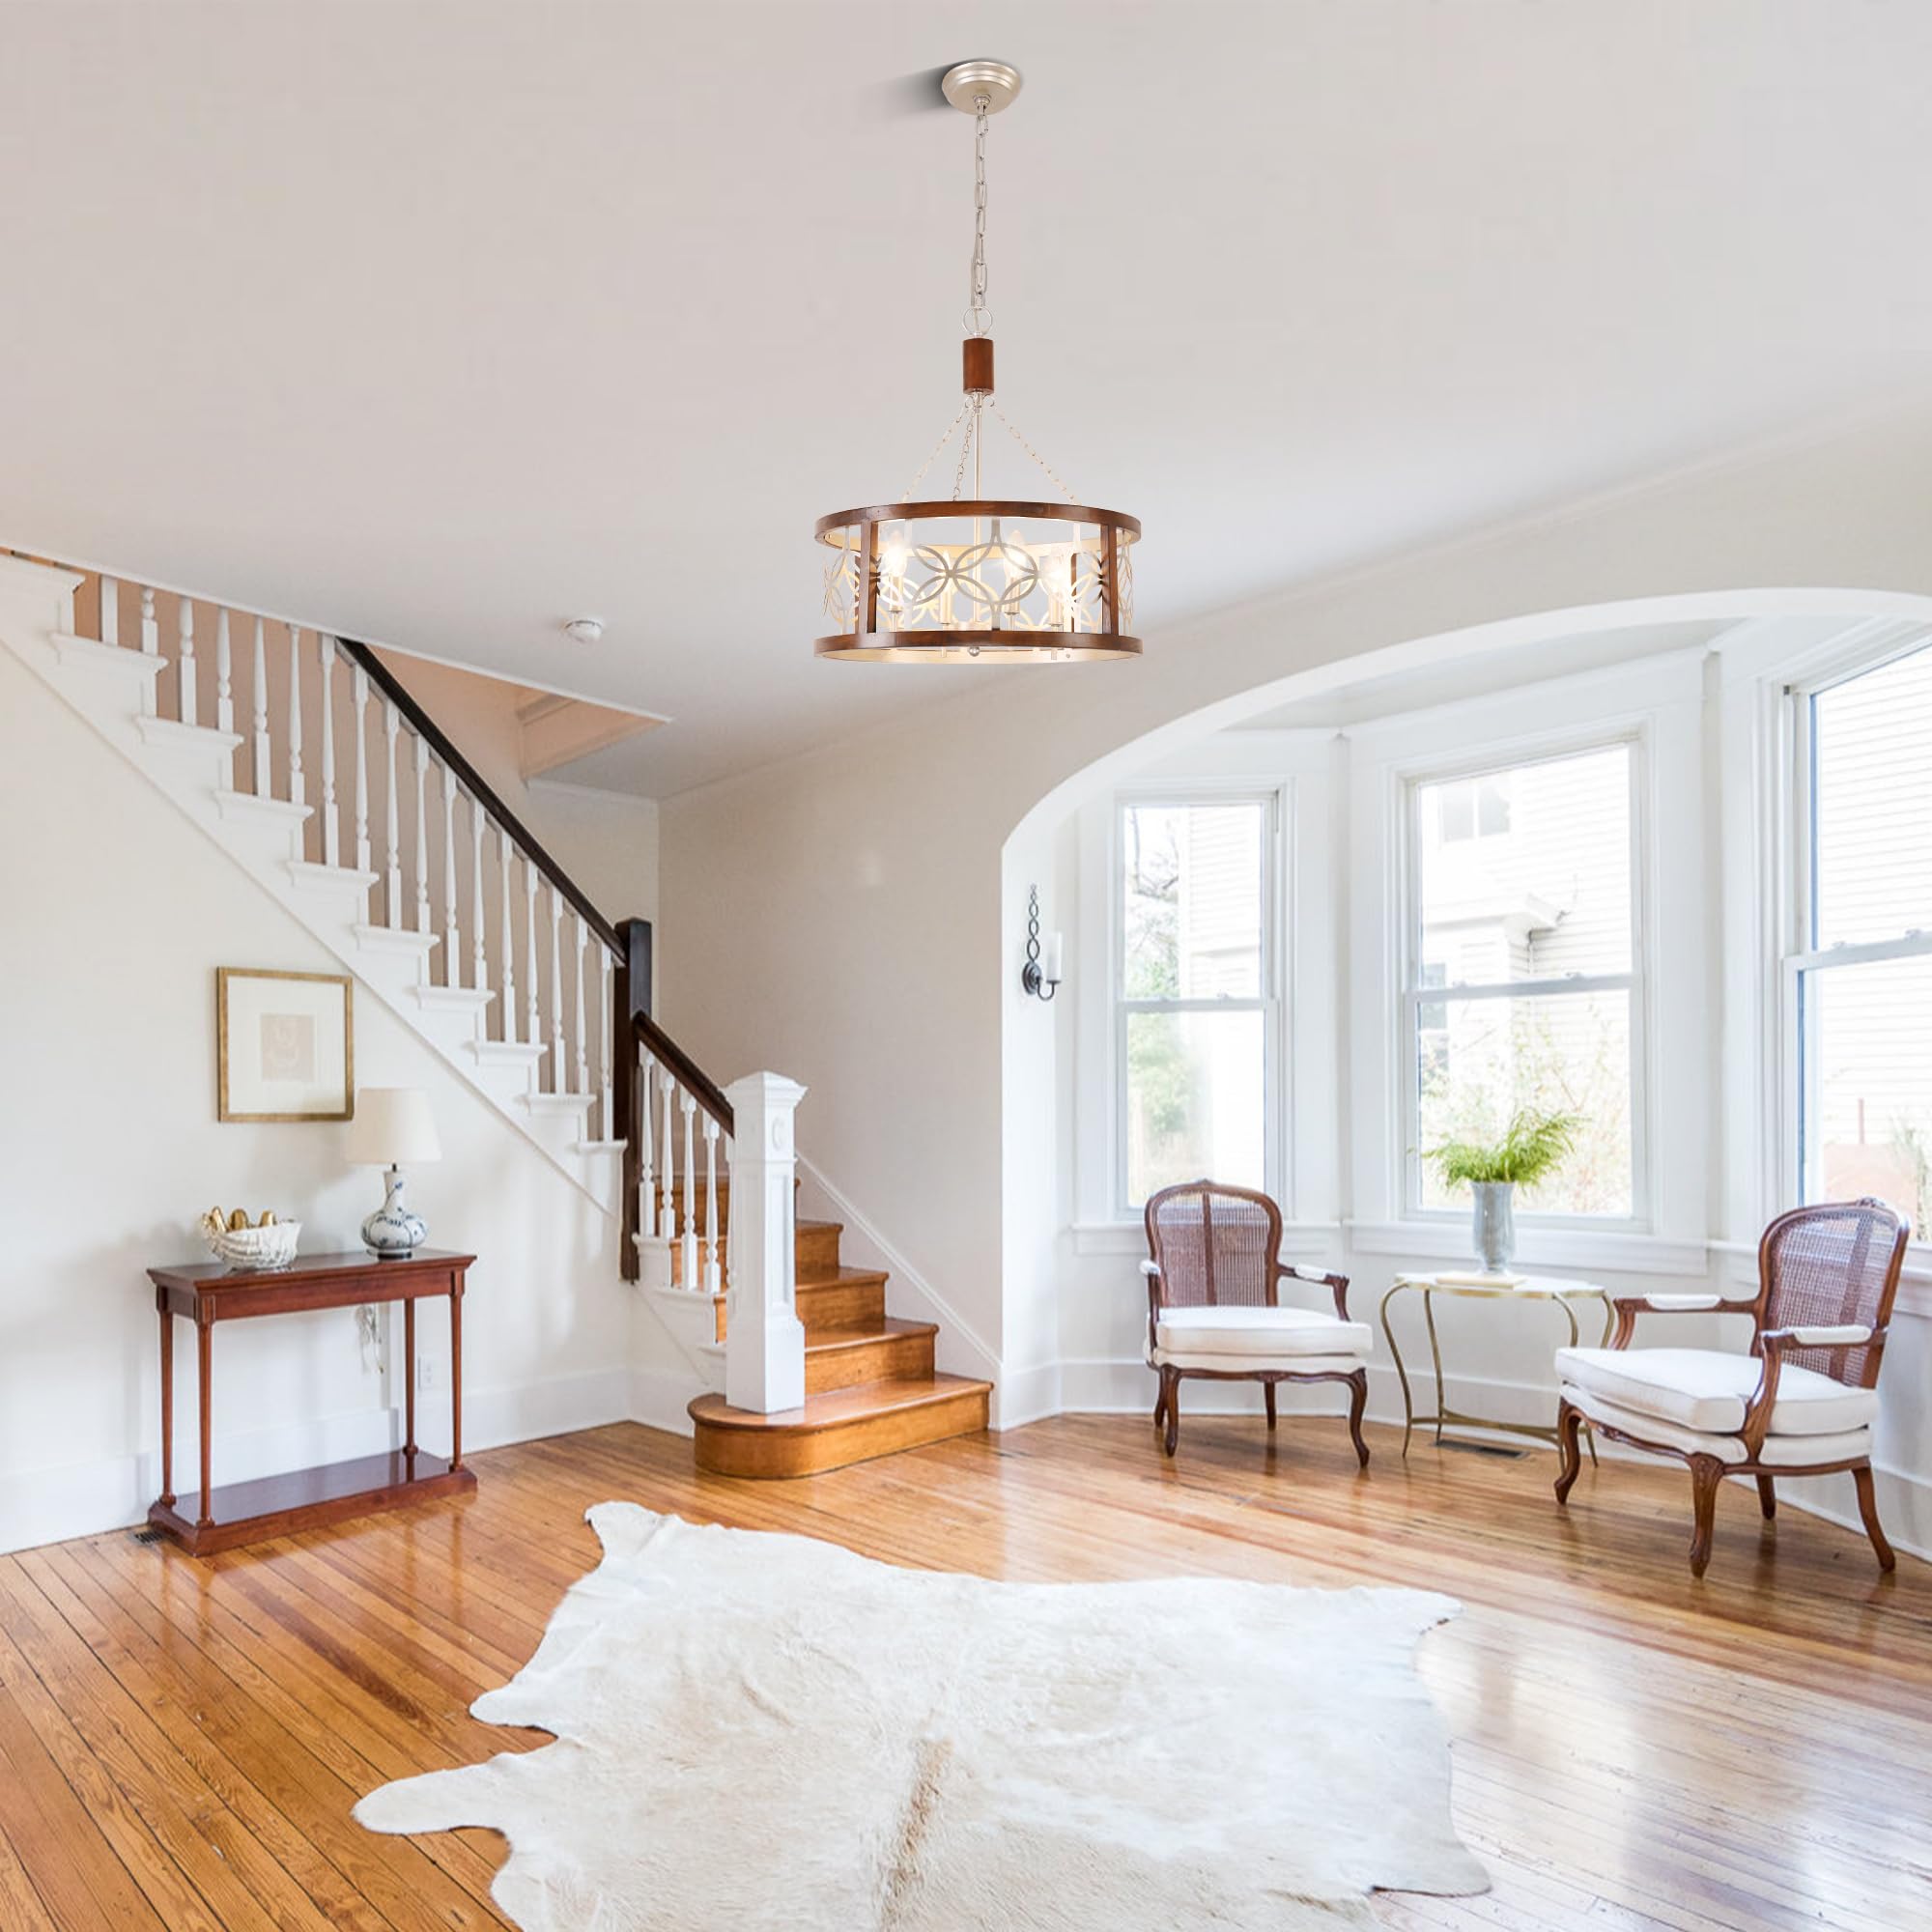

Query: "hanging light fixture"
<box><xmin>813</xmin><ymin>60</ymin><xmax>1141</xmax><ymax>663</ymax></box>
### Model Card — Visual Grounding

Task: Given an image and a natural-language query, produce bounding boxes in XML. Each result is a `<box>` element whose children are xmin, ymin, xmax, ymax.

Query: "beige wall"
<box><xmin>659</xmin><ymin>402</ymin><xmax>1932</xmax><ymax>1405</ymax></box>
<box><xmin>0</xmin><ymin>641</ymin><xmax>647</xmax><ymax>1552</ymax></box>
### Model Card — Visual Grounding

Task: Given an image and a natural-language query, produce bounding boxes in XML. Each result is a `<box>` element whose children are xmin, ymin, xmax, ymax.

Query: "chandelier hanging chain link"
<box><xmin>902</xmin><ymin>399</ymin><xmax>971</xmax><ymax>501</ymax></box>
<box><xmin>966</xmin><ymin>98</ymin><xmax>991</xmax><ymax>338</ymax></box>
<box><xmin>950</xmin><ymin>400</ymin><xmax>979</xmax><ymax>501</ymax></box>
<box><xmin>988</xmin><ymin>401</ymin><xmax>1080</xmax><ymax>504</ymax></box>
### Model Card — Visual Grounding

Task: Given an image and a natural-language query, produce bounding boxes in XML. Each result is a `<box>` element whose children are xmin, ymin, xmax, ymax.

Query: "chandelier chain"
<box><xmin>903</xmin><ymin>400</ymin><xmax>970</xmax><ymax>500</ymax></box>
<box><xmin>950</xmin><ymin>402</ymin><xmax>980</xmax><ymax>501</ymax></box>
<box><xmin>988</xmin><ymin>401</ymin><xmax>1080</xmax><ymax>503</ymax></box>
<box><xmin>966</xmin><ymin>99</ymin><xmax>991</xmax><ymax>337</ymax></box>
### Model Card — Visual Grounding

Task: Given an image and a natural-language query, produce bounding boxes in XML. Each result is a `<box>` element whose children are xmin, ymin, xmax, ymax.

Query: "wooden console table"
<box><xmin>148</xmin><ymin>1248</ymin><xmax>476</xmax><ymax>1555</ymax></box>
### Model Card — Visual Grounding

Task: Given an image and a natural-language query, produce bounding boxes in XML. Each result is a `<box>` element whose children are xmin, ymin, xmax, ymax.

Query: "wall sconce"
<box><xmin>1021</xmin><ymin>885</ymin><xmax>1064</xmax><ymax>1001</ymax></box>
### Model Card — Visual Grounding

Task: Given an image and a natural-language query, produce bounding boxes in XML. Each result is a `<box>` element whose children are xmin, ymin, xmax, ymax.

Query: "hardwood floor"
<box><xmin>0</xmin><ymin>1414</ymin><xmax>1923</xmax><ymax>1930</ymax></box>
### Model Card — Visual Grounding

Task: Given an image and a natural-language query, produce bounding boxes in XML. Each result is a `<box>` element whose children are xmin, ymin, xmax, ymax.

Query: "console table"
<box><xmin>147</xmin><ymin>1248</ymin><xmax>476</xmax><ymax>1555</ymax></box>
<box><xmin>1378</xmin><ymin>1271</ymin><xmax>1614</xmax><ymax>1459</ymax></box>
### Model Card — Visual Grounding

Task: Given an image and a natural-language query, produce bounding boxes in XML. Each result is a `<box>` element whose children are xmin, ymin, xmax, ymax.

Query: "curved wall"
<box><xmin>660</xmin><ymin>401</ymin><xmax>1932</xmax><ymax>1547</ymax></box>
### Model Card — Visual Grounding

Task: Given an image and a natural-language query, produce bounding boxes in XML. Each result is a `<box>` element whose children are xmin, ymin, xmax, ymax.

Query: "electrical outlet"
<box><xmin>417</xmin><ymin>1356</ymin><xmax>436</xmax><ymax>1392</ymax></box>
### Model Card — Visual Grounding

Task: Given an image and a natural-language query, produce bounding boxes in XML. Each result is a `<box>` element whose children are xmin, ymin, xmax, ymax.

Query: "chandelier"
<box><xmin>814</xmin><ymin>60</ymin><xmax>1142</xmax><ymax>663</ymax></box>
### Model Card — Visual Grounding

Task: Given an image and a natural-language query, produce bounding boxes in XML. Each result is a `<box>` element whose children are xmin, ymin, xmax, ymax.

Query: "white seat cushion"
<box><xmin>1562</xmin><ymin>1385</ymin><xmax>1872</xmax><ymax>1468</ymax></box>
<box><xmin>1155</xmin><ymin>1303</ymin><xmax>1372</xmax><ymax>1363</ymax></box>
<box><xmin>1553</xmin><ymin>1346</ymin><xmax>1877</xmax><ymax>1437</ymax></box>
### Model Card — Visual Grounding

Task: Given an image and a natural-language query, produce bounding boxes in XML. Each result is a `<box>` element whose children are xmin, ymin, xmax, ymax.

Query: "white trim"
<box><xmin>1346</xmin><ymin>1220</ymin><xmax>1708</xmax><ymax>1276</ymax></box>
<box><xmin>1110</xmin><ymin>784</ymin><xmax>1285</xmax><ymax>1216</ymax></box>
<box><xmin>795</xmin><ymin>1152</ymin><xmax>1002</xmax><ymax>1382</ymax></box>
<box><xmin>1349</xmin><ymin>655</ymin><xmax>1707</xmax><ymax>1248</ymax></box>
<box><xmin>1071</xmin><ymin>1219</ymin><xmax>1341</xmax><ymax>1259</ymax></box>
<box><xmin>1075</xmin><ymin>735</ymin><xmax>1339</xmax><ymax>1237</ymax></box>
<box><xmin>1047</xmin><ymin>1356</ymin><xmax>1932</xmax><ymax>1563</ymax></box>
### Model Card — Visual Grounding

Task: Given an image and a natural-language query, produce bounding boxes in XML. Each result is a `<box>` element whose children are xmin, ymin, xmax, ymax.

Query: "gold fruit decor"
<box><xmin>199</xmin><ymin>1206</ymin><xmax>300</xmax><ymax>1269</ymax></box>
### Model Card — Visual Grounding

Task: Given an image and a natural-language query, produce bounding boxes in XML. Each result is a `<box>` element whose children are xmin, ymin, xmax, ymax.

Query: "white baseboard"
<box><xmin>629</xmin><ymin>1366</ymin><xmax>699</xmax><ymax>1437</ymax></box>
<box><xmin>1043</xmin><ymin>1354</ymin><xmax>1932</xmax><ymax>1564</ymax></box>
<box><xmin>459</xmin><ymin>1367</ymin><xmax>633</xmax><ymax>1455</ymax></box>
<box><xmin>0</xmin><ymin>1365</ymin><xmax>645</xmax><ymax>1558</ymax></box>
<box><xmin>992</xmin><ymin>1358</ymin><xmax>1062</xmax><ymax>1431</ymax></box>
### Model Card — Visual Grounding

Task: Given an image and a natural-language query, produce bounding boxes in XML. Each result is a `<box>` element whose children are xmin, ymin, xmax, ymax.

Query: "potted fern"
<box><xmin>1426</xmin><ymin>1110</ymin><xmax>1580</xmax><ymax>1273</ymax></box>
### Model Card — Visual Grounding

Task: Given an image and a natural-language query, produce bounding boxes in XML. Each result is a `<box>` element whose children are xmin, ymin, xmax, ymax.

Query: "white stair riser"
<box><xmin>0</xmin><ymin>585</ymin><xmax>620</xmax><ymax>1219</ymax></box>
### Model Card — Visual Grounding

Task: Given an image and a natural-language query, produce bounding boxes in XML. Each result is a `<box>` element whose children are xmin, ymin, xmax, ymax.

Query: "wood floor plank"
<box><xmin>0</xmin><ymin>1415</ymin><xmax>1921</xmax><ymax>1931</ymax></box>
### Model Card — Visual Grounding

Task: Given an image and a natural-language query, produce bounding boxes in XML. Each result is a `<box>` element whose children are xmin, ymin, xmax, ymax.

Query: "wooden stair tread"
<box><xmin>692</xmin><ymin>1374</ymin><xmax>987</xmax><ymax>1432</ymax></box>
<box><xmin>805</xmin><ymin>1316</ymin><xmax>935</xmax><ymax>1351</ymax></box>
<box><xmin>689</xmin><ymin>1374</ymin><xmax>990</xmax><ymax>1478</ymax></box>
<box><xmin>795</xmin><ymin>1264</ymin><xmax>887</xmax><ymax>1290</ymax></box>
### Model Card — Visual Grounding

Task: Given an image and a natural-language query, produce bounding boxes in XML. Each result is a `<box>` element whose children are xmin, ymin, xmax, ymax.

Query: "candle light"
<box><xmin>1042</xmin><ymin>932</ymin><xmax>1064</xmax><ymax>984</ymax></box>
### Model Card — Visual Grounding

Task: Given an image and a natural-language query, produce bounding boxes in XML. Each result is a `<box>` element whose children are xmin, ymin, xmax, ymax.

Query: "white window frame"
<box><xmin>1778</xmin><ymin>629</ymin><xmax>1932</xmax><ymax>1214</ymax></box>
<box><xmin>1347</xmin><ymin>651</ymin><xmax>1708</xmax><ymax>1268</ymax></box>
<box><xmin>1395</xmin><ymin>731</ymin><xmax>1652</xmax><ymax>1229</ymax></box>
<box><xmin>1111</xmin><ymin>784</ymin><xmax>1286</xmax><ymax>1218</ymax></box>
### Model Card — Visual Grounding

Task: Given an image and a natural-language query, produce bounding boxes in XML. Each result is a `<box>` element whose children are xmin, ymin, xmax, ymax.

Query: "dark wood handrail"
<box><xmin>633</xmin><ymin>1011</ymin><xmax>735</xmax><ymax>1136</ymax></box>
<box><xmin>334</xmin><ymin>637</ymin><xmax>622</xmax><ymax>957</ymax></box>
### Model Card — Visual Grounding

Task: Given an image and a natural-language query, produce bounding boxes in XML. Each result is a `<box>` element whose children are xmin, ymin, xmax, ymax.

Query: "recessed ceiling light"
<box><xmin>562</xmin><ymin>617</ymin><xmax>605</xmax><ymax>645</ymax></box>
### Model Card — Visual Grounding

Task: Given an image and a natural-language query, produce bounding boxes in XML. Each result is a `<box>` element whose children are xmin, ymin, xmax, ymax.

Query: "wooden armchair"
<box><xmin>1552</xmin><ymin>1198</ymin><xmax>1909</xmax><ymax>1576</ymax></box>
<box><xmin>1142</xmin><ymin>1180</ymin><xmax>1371</xmax><ymax>1463</ymax></box>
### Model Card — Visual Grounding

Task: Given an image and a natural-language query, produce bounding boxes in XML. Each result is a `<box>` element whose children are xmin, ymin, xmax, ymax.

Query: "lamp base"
<box><xmin>362</xmin><ymin>1166</ymin><xmax>428</xmax><ymax>1260</ymax></box>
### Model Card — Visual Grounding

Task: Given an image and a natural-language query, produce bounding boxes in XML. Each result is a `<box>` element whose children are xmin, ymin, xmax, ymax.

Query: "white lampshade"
<box><xmin>345</xmin><ymin>1088</ymin><xmax>441</xmax><ymax>1166</ymax></box>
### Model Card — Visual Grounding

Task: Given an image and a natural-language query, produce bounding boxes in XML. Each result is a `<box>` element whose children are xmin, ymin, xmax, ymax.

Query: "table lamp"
<box><xmin>345</xmin><ymin>1088</ymin><xmax>441</xmax><ymax>1258</ymax></box>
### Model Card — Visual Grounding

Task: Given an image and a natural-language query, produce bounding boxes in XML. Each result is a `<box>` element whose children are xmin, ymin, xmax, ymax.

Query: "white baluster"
<box><xmin>251</xmin><ymin>617</ymin><xmax>270</xmax><ymax>797</ymax></box>
<box><xmin>524</xmin><ymin>858</ymin><xmax>541</xmax><ymax>1054</ymax></box>
<box><xmin>383</xmin><ymin>701</ymin><xmax>402</xmax><ymax>923</ymax></box>
<box><xmin>412</xmin><ymin>733</ymin><xmax>430</xmax><ymax>934</ymax></box>
<box><xmin>549</xmin><ymin>884</ymin><xmax>565</xmax><ymax>1091</ymax></box>
<box><xmin>659</xmin><ymin>1073</ymin><xmax>675</xmax><ymax>1241</ymax></box>
<box><xmin>177</xmin><ymin>598</ymin><xmax>196</xmax><ymax>726</ymax></box>
<box><xmin>498</xmin><ymin>826</ymin><xmax>517</xmax><ymax>1042</ymax></box>
<box><xmin>599</xmin><ymin>946</ymin><xmax>613</xmax><ymax>1140</ymax></box>
<box><xmin>573</xmin><ymin>914</ymin><xmax>590</xmax><ymax>1099</ymax></box>
<box><xmin>680</xmin><ymin>1091</ymin><xmax>698</xmax><ymax>1288</ymax></box>
<box><xmin>441</xmin><ymin>766</ymin><xmax>459</xmax><ymax>984</ymax></box>
<box><xmin>352</xmin><ymin>666</ymin><xmax>371</xmax><ymax>874</ymax></box>
<box><xmin>470</xmin><ymin>796</ymin><xmax>487</xmax><ymax>993</ymax></box>
<box><xmin>287</xmin><ymin>626</ymin><xmax>305</xmax><ymax>809</ymax></box>
<box><xmin>214</xmin><ymin>609</ymin><xmax>234</xmax><ymax>734</ymax></box>
<box><xmin>702</xmin><ymin>1114</ymin><xmax>722</xmax><ymax>1293</ymax></box>
<box><xmin>139</xmin><ymin>588</ymin><xmax>158</xmax><ymax>717</ymax></box>
<box><xmin>99</xmin><ymin>574</ymin><xmax>119</xmax><ymax>647</ymax></box>
<box><xmin>318</xmin><ymin>637</ymin><xmax>339</xmax><ymax>866</ymax></box>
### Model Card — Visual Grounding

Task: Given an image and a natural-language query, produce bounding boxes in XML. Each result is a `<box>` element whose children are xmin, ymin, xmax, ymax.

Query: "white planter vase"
<box><xmin>1471</xmin><ymin>1182</ymin><xmax>1516</xmax><ymax>1273</ymax></box>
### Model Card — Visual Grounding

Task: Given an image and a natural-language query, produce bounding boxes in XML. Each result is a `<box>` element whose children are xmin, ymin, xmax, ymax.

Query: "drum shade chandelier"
<box><xmin>813</xmin><ymin>60</ymin><xmax>1142</xmax><ymax>663</ymax></box>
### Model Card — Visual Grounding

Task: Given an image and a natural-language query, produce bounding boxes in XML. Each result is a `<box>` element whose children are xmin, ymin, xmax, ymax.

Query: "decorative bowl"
<box><xmin>198</xmin><ymin>1211</ymin><xmax>300</xmax><ymax>1269</ymax></box>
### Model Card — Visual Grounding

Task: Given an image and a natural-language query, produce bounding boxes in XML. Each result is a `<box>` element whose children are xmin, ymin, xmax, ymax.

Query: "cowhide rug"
<box><xmin>355</xmin><ymin>1504</ymin><xmax>1486</xmax><ymax>1929</ymax></box>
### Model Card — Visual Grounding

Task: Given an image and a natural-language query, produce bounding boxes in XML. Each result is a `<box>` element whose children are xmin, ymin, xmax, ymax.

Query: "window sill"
<box><xmin>1071</xmin><ymin>1220</ymin><xmax>1341</xmax><ymax>1260</ymax></box>
<box><xmin>1712</xmin><ymin>1236</ymin><xmax>1932</xmax><ymax>1318</ymax></box>
<box><xmin>1345</xmin><ymin>1221</ymin><xmax>1708</xmax><ymax>1278</ymax></box>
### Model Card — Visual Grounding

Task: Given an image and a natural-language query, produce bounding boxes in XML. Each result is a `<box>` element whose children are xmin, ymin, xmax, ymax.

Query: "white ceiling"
<box><xmin>5</xmin><ymin>3</ymin><xmax>1931</xmax><ymax>797</ymax></box>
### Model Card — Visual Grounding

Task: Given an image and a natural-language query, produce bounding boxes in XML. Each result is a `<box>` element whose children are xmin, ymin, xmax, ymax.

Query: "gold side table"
<box><xmin>1378</xmin><ymin>1272</ymin><xmax>1615</xmax><ymax>1459</ymax></box>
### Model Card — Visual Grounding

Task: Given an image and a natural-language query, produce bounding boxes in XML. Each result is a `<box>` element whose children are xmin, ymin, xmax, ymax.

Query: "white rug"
<box><xmin>356</xmin><ymin>1504</ymin><xmax>1486</xmax><ymax>1930</ymax></box>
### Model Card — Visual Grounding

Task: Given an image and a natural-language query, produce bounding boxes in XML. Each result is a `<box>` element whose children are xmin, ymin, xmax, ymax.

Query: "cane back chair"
<box><xmin>1142</xmin><ymin>1180</ymin><xmax>1372</xmax><ymax>1463</ymax></box>
<box><xmin>1553</xmin><ymin>1198</ymin><xmax>1909</xmax><ymax>1576</ymax></box>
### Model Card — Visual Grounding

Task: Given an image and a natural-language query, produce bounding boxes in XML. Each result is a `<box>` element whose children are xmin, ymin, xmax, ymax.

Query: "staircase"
<box><xmin>677</xmin><ymin>1182</ymin><xmax>991</xmax><ymax>1476</ymax></box>
<box><xmin>0</xmin><ymin>549</ymin><xmax>991</xmax><ymax>1476</ymax></box>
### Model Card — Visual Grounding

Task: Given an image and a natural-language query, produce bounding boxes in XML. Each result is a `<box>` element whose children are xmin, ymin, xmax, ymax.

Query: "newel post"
<box><xmin>723</xmin><ymin>1071</ymin><xmax>807</xmax><ymax>1414</ymax></box>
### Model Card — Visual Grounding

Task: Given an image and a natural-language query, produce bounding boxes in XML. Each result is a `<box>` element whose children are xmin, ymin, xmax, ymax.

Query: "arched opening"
<box><xmin>998</xmin><ymin>586</ymin><xmax>1932</xmax><ymax>1551</ymax></box>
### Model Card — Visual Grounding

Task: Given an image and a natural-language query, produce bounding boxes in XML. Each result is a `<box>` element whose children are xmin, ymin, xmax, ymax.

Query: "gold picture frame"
<box><xmin>216</xmin><ymin>968</ymin><xmax>355</xmax><ymax>1122</ymax></box>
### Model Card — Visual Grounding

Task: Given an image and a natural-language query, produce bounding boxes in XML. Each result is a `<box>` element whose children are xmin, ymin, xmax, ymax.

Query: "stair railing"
<box><xmin>11</xmin><ymin>549</ymin><xmax>759</xmax><ymax>1316</ymax></box>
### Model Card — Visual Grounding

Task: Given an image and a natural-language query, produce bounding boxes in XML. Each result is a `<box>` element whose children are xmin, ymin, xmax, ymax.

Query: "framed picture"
<box><xmin>216</xmin><ymin>968</ymin><xmax>354</xmax><ymax>1122</ymax></box>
